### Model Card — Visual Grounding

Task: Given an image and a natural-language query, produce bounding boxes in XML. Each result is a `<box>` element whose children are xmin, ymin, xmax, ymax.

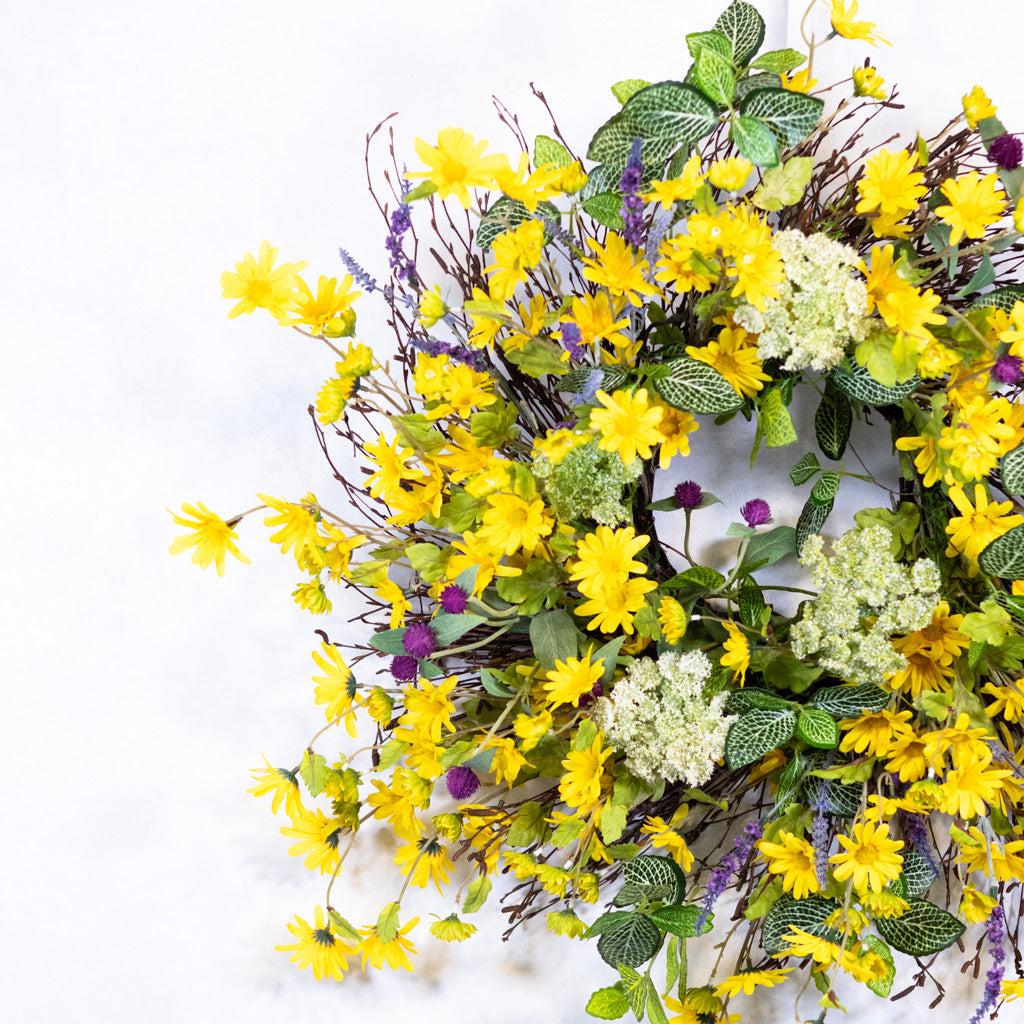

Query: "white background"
<box><xmin>3</xmin><ymin>1</ymin><xmax>1021</xmax><ymax>1020</ymax></box>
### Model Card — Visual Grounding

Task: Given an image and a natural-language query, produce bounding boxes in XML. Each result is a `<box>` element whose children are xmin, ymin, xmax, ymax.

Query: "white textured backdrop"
<box><xmin>3</xmin><ymin>1</ymin><xmax>1021</xmax><ymax>1020</ymax></box>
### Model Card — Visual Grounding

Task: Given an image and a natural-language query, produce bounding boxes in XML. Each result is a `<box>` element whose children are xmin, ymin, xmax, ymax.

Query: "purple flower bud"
<box><xmin>989</xmin><ymin>133</ymin><xmax>1023</xmax><ymax>170</ymax></box>
<box><xmin>445</xmin><ymin>766</ymin><xmax>479</xmax><ymax>800</ymax></box>
<box><xmin>740</xmin><ymin>498</ymin><xmax>772</xmax><ymax>528</ymax></box>
<box><xmin>674</xmin><ymin>480</ymin><xmax>703</xmax><ymax>509</ymax></box>
<box><xmin>402</xmin><ymin>622</ymin><xmax>438</xmax><ymax>659</ymax></box>
<box><xmin>559</xmin><ymin>321</ymin><xmax>585</xmax><ymax>360</ymax></box>
<box><xmin>993</xmin><ymin>354</ymin><xmax>1023</xmax><ymax>384</ymax></box>
<box><xmin>390</xmin><ymin>655</ymin><xmax>419</xmax><ymax>682</ymax></box>
<box><xmin>439</xmin><ymin>584</ymin><xmax>469</xmax><ymax>614</ymax></box>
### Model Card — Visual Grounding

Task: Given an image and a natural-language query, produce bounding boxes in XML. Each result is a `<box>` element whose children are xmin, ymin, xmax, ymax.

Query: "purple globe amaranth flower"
<box><xmin>994</xmin><ymin>354</ymin><xmax>1023</xmax><ymax>384</ymax></box>
<box><xmin>390</xmin><ymin>655</ymin><xmax>419</xmax><ymax>682</ymax></box>
<box><xmin>989</xmin><ymin>133</ymin><xmax>1023</xmax><ymax>170</ymax></box>
<box><xmin>674</xmin><ymin>480</ymin><xmax>703</xmax><ymax>509</ymax></box>
<box><xmin>402</xmin><ymin>621</ymin><xmax>438</xmax><ymax>659</ymax></box>
<box><xmin>445</xmin><ymin>766</ymin><xmax>479</xmax><ymax>800</ymax></box>
<box><xmin>439</xmin><ymin>584</ymin><xmax>469</xmax><ymax>614</ymax></box>
<box><xmin>577</xmin><ymin>680</ymin><xmax>604</xmax><ymax>709</ymax></box>
<box><xmin>740</xmin><ymin>498</ymin><xmax>772</xmax><ymax>528</ymax></box>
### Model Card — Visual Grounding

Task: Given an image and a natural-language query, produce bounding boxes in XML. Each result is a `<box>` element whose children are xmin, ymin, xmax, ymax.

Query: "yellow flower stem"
<box><xmin>291</xmin><ymin>325</ymin><xmax>345</xmax><ymax>358</ymax></box>
<box><xmin>225</xmin><ymin>503</ymin><xmax>269</xmax><ymax>527</ymax></box>
<box><xmin>913</xmin><ymin>230</ymin><xmax>1014</xmax><ymax>269</ymax></box>
<box><xmin>938</xmin><ymin>304</ymin><xmax>998</xmax><ymax>357</ymax></box>
<box><xmin>471</xmin><ymin>671</ymin><xmax>536</xmax><ymax>756</ymax></box>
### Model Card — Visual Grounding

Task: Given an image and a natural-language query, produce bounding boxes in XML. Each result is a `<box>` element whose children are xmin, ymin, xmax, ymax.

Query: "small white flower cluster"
<box><xmin>790</xmin><ymin>525</ymin><xmax>941</xmax><ymax>685</ymax></box>
<box><xmin>734</xmin><ymin>230</ymin><xmax>873</xmax><ymax>372</ymax></box>
<box><xmin>592</xmin><ymin>651</ymin><xmax>736</xmax><ymax>786</ymax></box>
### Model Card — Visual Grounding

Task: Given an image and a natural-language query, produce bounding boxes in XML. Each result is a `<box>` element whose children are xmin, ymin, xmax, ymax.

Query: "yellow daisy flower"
<box><xmin>757</xmin><ymin>831</ymin><xmax>820</xmax><ymax>899</ymax></box>
<box><xmin>408</xmin><ymin>127</ymin><xmax>507</xmax><ymax>208</ymax></box>
<box><xmin>591</xmin><ymin>388</ymin><xmax>665</xmax><ymax>464</ymax></box>
<box><xmin>935</xmin><ymin>171</ymin><xmax>1007</xmax><ymax>246</ymax></box>
<box><xmin>168</xmin><ymin>500</ymin><xmax>250</xmax><ymax>576</ymax></box>
<box><xmin>830</xmin><ymin>820</ymin><xmax>904</xmax><ymax>893</ymax></box>
<box><xmin>275</xmin><ymin>906</ymin><xmax>352</xmax><ymax>980</ymax></box>
<box><xmin>220</xmin><ymin>239</ymin><xmax>306</xmax><ymax>320</ymax></box>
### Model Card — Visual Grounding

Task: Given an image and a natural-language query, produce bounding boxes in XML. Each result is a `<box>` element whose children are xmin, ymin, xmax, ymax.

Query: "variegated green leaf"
<box><xmin>646</xmin><ymin>980</ymin><xmax>670</xmax><ymax>1024</ymax></box>
<box><xmin>1000</xmin><ymin>443</ymin><xmax>1024</xmax><ymax>496</ymax></box>
<box><xmin>732</xmin><ymin>114</ymin><xmax>779</xmax><ymax>167</ymax></box>
<box><xmin>622</xmin><ymin>82</ymin><xmax>719</xmax><ymax>147</ymax></box>
<box><xmin>685</xmin><ymin>30</ymin><xmax>733</xmax><ymax>61</ymax></box>
<box><xmin>763</xmin><ymin>894</ymin><xmax>842</xmax><ymax>956</ymax></box>
<box><xmin>714</xmin><ymin>0</ymin><xmax>765</xmax><ymax>67</ymax></box>
<box><xmin>969</xmin><ymin>284</ymin><xmax>1024</xmax><ymax>311</ymax></box>
<box><xmin>734</xmin><ymin>72</ymin><xmax>781</xmax><ymax>105</ymax></box>
<box><xmin>865</xmin><ymin>936</ymin><xmax>896</xmax><ymax>997</ymax></box>
<box><xmin>751</xmin><ymin>48</ymin><xmax>806</xmax><ymax>74</ymax></box>
<box><xmin>789</xmin><ymin>452</ymin><xmax>820</xmax><ymax>486</ymax></box>
<box><xmin>617</xmin><ymin>964</ymin><xmax>647</xmax><ymax>1020</ymax></box>
<box><xmin>810</xmin><ymin>470</ymin><xmax>840</xmax><ymax>506</ymax></box>
<box><xmin>901</xmin><ymin>848</ymin><xmax>938</xmax><ymax>897</ymax></box>
<box><xmin>648</xmin><ymin>905</ymin><xmax>713</xmax><ymax>939</ymax></box>
<box><xmin>875</xmin><ymin>897</ymin><xmax>966</xmax><ymax>957</ymax></box>
<box><xmin>585</xmin><ymin>986</ymin><xmax>630</xmax><ymax>1020</ymax></box>
<box><xmin>796</xmin><ymin>708</ymin><xmax>840</xmax><ymax>749</ymax></box>
<box><xmin>739</xmin><ymin>88</ymin><xmax>823</xmax><ymax>147</ymax></box>
<box><xmin>796</xmin><ymin>496</ymin><xmax>832</xmax><ymax>554</ymax></box>
<box><xmin>759</xmin><ymin>387</ymin><xmax>797</xmax><ymax>447</ymax></box>
<box><xmin>724</xmin><ymin>687</ymin><xmax>794</xmax><ymax>714</ymax></box>
<box><xmin>534</xmin><ymin>134</ymin><xmax>571</xmax><ymax>169</ymax></box>
<box><xmin>612</xmin><ymin>855</ymin><xmax>687</xmax><ymax>907</ymax></box>
<box><xmin>611</xmin><ymin>79</ymin><xmax>652</xmax><ymax>105</ymax></box>
<box><xmin>814</xmin><ymin>383</ymin><xmax>852</xmax><ymax>460</ymax></box>
<box><xmin>587</xmin><ymin>112</ymin><xmax>644</xmax><ymax>168</ymax></box>
<box><xmin>694</xmin><ymin>47</ymin><xmax>735</xmax><ymax>106</ymax></box>
<box><xmin>979</xmin><ymin>522</ymin><xmax>1024</xmax><ymax>579</ymax></box>
<box><xmin>775</xmin><ymin>752</ymin><xmax>806</xmax><ymax>810</ymax></box>
<box><xmin>556</xmin><ymin>365</ymin><xmax>630</xmax><ymax>394</ymax></box>
<box><xmin>724</xmin><ymin>708</ymin><xmax>798</xmax><ymax>768</ymax></box>
<box><xmin>828</xmin><ymin>358</ymin><xmax>920</xmax><ymax>406</ymax></box>
<box><xmin>597</xmin><ymin>915</ymin><xmax>663</xmax><ymax>970</ymax></box>
<box><xmin>476</xmin><ymin>197</ymin><xmax>560</xmax><ymax>250</ymax></box>
<box><xmin>672</xmin><ymin>565</ymin><xmax>726</xmax><ymax>590</ymax></box>
<box><xmin>583</xmin><ymin>191</ymin><xmax>626</xmax><ymax>230</ymax></box>
<box><xmin>738</xmin><ymin>585</ymin><xmax>768</xmax><ymax>629</ymax></box>
<box><xmin>653</xmin><ymin>356</ymin><xmax>744</xmax><ymax>415</ymax></box>
<box><xmin>807</xmin><ymin>683</ymin><xmax>889</xmax><ymax>716</ymax></box>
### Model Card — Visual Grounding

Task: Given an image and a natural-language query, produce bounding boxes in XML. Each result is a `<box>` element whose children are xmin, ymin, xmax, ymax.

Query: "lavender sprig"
<box><xmin>619</xmin><ymin>138</ymin><xmax>645</xmax><ymax>248</ymax></box>
<box><xmin>385</xmin><ymin>202</ymin><xmax>419</xmax><ymax>285</ymax></box>
<box><xmin>408</xmin><ymin>335</ymin><xmax>487</xmax><ymax>372</ymax></box>
<box><xmin>338</xmin><ymin>247</ymin><xmax>378</xmax><ymax>293</ymax></box>
<box><xmin>969</xmin><ymin>906</ymin><xmax>1005</xmax><ymax>1024</ymax></box>
<box><xmin>696</xmin><ymin>820</ymin><xmax>763</xmax><ymax>931</ymax></box>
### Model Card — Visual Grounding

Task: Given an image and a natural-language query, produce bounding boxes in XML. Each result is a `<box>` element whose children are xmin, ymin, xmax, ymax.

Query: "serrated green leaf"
<box><xmin>649</xmin><ymin>905</ymin><xmax>714</xmax><ymax>938</ymax></box>
<box><xmin>601</xmin><ymin>801</ymin><xmax>629</xmax><ymax>845</ymax></box>
<box><xmin>875</xmin><ymin>897</ymin><xmax>965</xmax><ymax>957</ymax></box>
<box><xmin>597</xmin><ymin>915</ymin><xmax>663</xmax><ymax>969</ymax></box>
<box><xmin>796</xmin><ymin>708</ymin><xmax>840</xmax><ymax>748</ymax></box>
<box><xmin>796</xmin><ymin>496</ymin><xmax>832</xmax><ymax>554</ymax></box>
<box><xmin>551</xmin><ymin>815</ymin><xmax>587</xmax><ymax>847</ymax></box>
<box><xmin>694</xmin><ymin>47</ymin><xmax>735</xmax><ymax>106</ymax></box>
<box><xmin>751</xmin><ymin>48</ymin><xmax>806</xmax><ymax>73</ymax></box>
<box><xmin>762</xmin><ymin>894</ymin><xmax>842</xmax><ymax>956</ymax></box>
<box><xmin>612</xmin><ymin>855</ymin><xmax>687</xmax><ymax>907</ymax></box>
<box><xmin>506</xmin><ymin>801</ymin><xmax>547</xmax><ymax>847</ymax></box>
<box><xmin>530</xmin><ymin>608</ymin><xmax>580</xmax><ymax>671</ymax></box>
<box><xmin>739</xmin><ymin>88</ymin><xmax>823</xmax><ymax>148</ymax></box>
<box><xmin>759</xmin><ymin>387</ymin><xmax>797</xmax><ymax>447</ymax></box>
<box><xmin>714</xmin><ymin>0</ymin><xmax>765</xmax><ymax>67</ymax></box>
<box><xmin>1000</xmin><ymin>444</ymin><xmax>1024</xmax><ymax>497</ymax></box>
<box><xmin>752</xmin><ymin>154</ymin><xmax>813</xmax><ymax>210</ymax></box>
<box><xmin>586</xmin><ymin>985</ymin><xmax>630</xmax><ymax>1020</ymax></box>
<box><xmin>653</xmin><ymin>355</ymin><xmax>744</xmax><ymax>415</ymax></box>
<box><xmin>611</xmin><ymin>79</ymin><xmax>653</xmax><ymax>105</ymax></box>
<box><xmin>299</xmin><ymin>750</ymin><xmax>328</xmax><ymax>797</ymax></box>
<box><xmin>724</xmin><ymin>708</ymin><xmax>798</xmax><ymax>769</ymax></box>
<box><xmin>376</xmin><ymin>901</ymin><xmax>401</xmax><ymax>942</ymax></box>
<box><xmin>376</xmin><ymin>737</ymin><xmax>406</xmax><ymax>770</ymax></box>
<box><xmin>462</xmin><ymin>875</ymin><xmax>492</xmax><ymax>914</ymax></box>
<box><xmin>761</xmin><ymin>654</ymin><xmax>823</xmax><ymax>694</ymax></box>
<box><xmin>979</xmin><ymin>523</ymin><xmax>1024</xmax><ymax>579</ymax></box>
<box><xmin>814</xmin><ymin>383</ymin><xmax>852</xmax><ymax>460</ymax></box>
<box><xmin>583</xmin><ymin>191</ymin><xmax>627</xmax><ymax>230</ymax></box>
<box><xmin>327</xmin><ymin>910</ymin><xmax>361</xmax><ymax>945</ymax></box>
<box><xmin>733</xmin><ymin>114</ymin><xmax>779</xmax><ymax>167</ymax></box>
<box><xmin>810</xmin><ymin>470</ymin><xmax>840</xmax><ymax>506</ymax></box>
<box><xmin>807</xmin><ymin>683</ymin><xmax>889</xmax><ymax>716</ymax></box>
<box><xmin>622</xmin><ymin>82</ymin><xmax>720</xmax><ymax>149</ymax></box>
<box><xmin>865</xmin><ymin>936</ymin><xmax>895</xmax><ymax>997</ymax></box>
<box><xmin>790</xmin><ymin>452</ymin><xmax>821</xmax><ymax>486</ymax></box>
<box><xmin>534</xmin><ymin>134</ymin><xmax>572</xmax><ymax>169</ymax></box>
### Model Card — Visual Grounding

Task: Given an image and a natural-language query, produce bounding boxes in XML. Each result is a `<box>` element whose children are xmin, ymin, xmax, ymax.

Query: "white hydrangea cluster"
<box><xmin>733</xmin><ymin>230</ymin><xmax>873</xmax><ymax>372</ymax></box>
<box><xmin>592</xmin><ymin>651</ymin><xmax>736</xmax><ymax>786</ymax></box>
<box><xmin>790</xmin><ymin>525</ymin><xmax>941</xmax><ymax>685</ymax></box>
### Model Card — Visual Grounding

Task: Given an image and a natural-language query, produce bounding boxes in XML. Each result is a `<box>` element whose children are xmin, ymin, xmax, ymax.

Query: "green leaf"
<box><xmin>774</xmin><ymin>752</ymin><xmax>806</xmax><ymax>810</ymax></box>
<box><xmin>611</xmin><ymin>79</ymin><xmax>653</xmax><ymax>105</ymax></box>
<box><xmin>828</xmin><ymin>358</ymin><xmax>920</xmax><ymax>406</ymax></box>
<box><xmin>597</xmin><ymin>915</ymin><xmax>663</xmax><ymax>969</ymax></box>
<box><xmin>751</xmin><ymin>48</ymin><xmax>806</xmax><ymax>73</ymax></box>
<box><xmin>790</xmin><ymin>452</ymin><xmax>821</xmax><ymax>486</ymax></box>
<box><xmin>796</xmin><ymin>708</ymin><xmax>840</xmax><ymax>748</ymax></box>
<box><xmin>653</xmin><ymin>355</ymin><xmax>744</xmax><ymax>415</ymax></box>
<box><xmin>425</xmin><ymin>487</ymin><xmax>485</xmax><ymax>533</ymax></box>
<box><xmin>649</xmin><ymin>905</ymin><xmax>713</xmax><ymax>939</ymax></box>
<box><xmin>601</xmin><ymin>801</ymin><xmax>629</xmax><ymax>844</ymax></box>
<box><xmin>534</xmin><ymin>134</ymin><xmax>571</xmax><ymax>169</ymax></box>
<box><xmin>557</xmin><ymin>364</ymin><xmax>630</xmax><ymax>394</ymax></box>
<box><xmin>732</xmin><ymin>115</ymin><xmax>779</xmax><ymax>167</ymax></box>
<box><xmin>694</xmin><ymin>47</ymin><xmax>735</xmax><ymax>106</ymax></box>
<box><xmin>814</xmin><ymin>382</ymin><xmax>852</xmax><ymax>460</ymax></box>
<box><xmin>738</xmin><ymin>585</ymin><xmax>768</xmax><ymax>630</ymax></box>
<box><xmin>506</xmin><ymin>801</ymin><xmax>547</xmax><ymax>847</ymax></box>
<box><xmin>369</xmin><ymin>626</ymin><xmax>410</xmax><ymax>656</ymax></box>
<box><xmin>970</xmin><ymin>284</ymin><xmax>1024</xmax><ymax>312</ymax></box>
<box><xmin>664</xmin><ymin>936</ymin><xmax>681</xmax><ymax>1002</ymax></box>
<box><xmin>901</xmin><ymin>847</ymin><xmax>938</xmax><ymax>897</ymax></box>
<box><xmin>432</xmin><ymin>612</ymin><xmax>488</xmax><ymax>646</ymax></box>
<box><xmin>762</xmin><ymin>894</ymin><xmax>842</xmax><ymax>956</ymax></box>
<box><xmin>551</xmin><ymin>815</ymin><xmax>587</xmax><ymax>847</ymax></box>
<box><xmin>739</xmin><ymin>88</ymin><xmax>823</xmax><ymax>148</ymax></box>
<box><xmin>376</xmin><ymin>737</ymin><xmax>406</xmax><ymax>770</ymax></box>
<box><xmin>402</xmin><ymin>180</ymin><xmax>437</xmax><ymax>202</ymax></box>
<box><xmin>810</xmin><ymin>470</ymin><xmax>840</xmax><ymax>506</ymax></box>
<box><xmin>686</xmin><ymin>30</ymin><xmax>733</xmax><ymax>61</ymax></box>
<box><xmin>759</xmin><ymin>387</ymin><xmax>797</xmax><ymax>447</ymax></box>
<box><xmin>979</xmin><ymin>523</ymin><xmax>1024</xmax><ymax>578</ymax></box>
<box><xmin>585</xmin><ymin>911</ymin><xmax>637</xmax><ymax>939</ymax></box>
<box><xmin>617</xmin><ymin>964</ymin><xmax>647</xmax><ymax>1021</ymax></box>
<box><xmin>299</xmin><ymin>750</ymin><xmax>328</xmax><ymax>797</ymax></box>
<box><xmin>875</xmin><ymin>897</ymin><xmax>966</xmax><ymax>957</ymax></box>
<box><xmin>672</xmin><ymin>565</ymin><xmax>726</xmax><ymax>589</ymax></box>
<box><xmin>761</xmin><ymin>654</ymin><xmax>823</xmax><ymax>694</ymax></box>
<box><xmin>622</xmin><ymin>82</ymin><xmax>720</xmax><ymax>149</ymax></box>
<box><xmin>807</xmin><ymin>683</ymin><xmax>889</xmax><ymax>716</ymax></box>
<box><xmin>529</xmin><ymin>608</ymin><xmax>580</xmax><ymax>671</ymax></box>
<box><xmin>796</xmin><ymin>495</ymin><xmax>832</xmax><ymax>554</ymax></box>
<box><xmin>646</xmin><ymin>979</ymin><xmax>670</xmax><ymax>1024</ymax></box>
<box><xmin>742</xmin><ymin>525</ymin><xmax>797</xmax><ymax>574</ymax></box>
<box><xmin>327</xmin><ymin>910</ymin><xmax>361</xmax><ymax>945</ymax></box>
<box><xmin>505</xmin><ymin>335</ymin><xmax>570</xmax><ymax>379</ymax></box>
<box><xmin>497</xmin><ymin>558</ymin><xmax>568</xmax><ymax>614</ymax></box>
<box><xmin>752</xmin><ymin>155</ymin><xmax>813</xmax><ymax>210</ymax></box>
<box><xmin>865</xmin><ymin>936</ymin><xmax>895</xmax><ymax>998</ymax></box>
<box><xmin>406</xmin><ymin>542</ymin><xmax>449</xmax><ymax>582</ymax></box>
<box><xmin>612</xmin><ymin>855</ymin><xmax>687</xmax><ymax>907</ymax></box>
<box><xmin>476</xmin><ymin>197</ymin><xmax>561</xmax><ymax>250</ymax></box>
<box><xmin>586</xmin><ymin>985</ymin><xmax>630</xmax><ymax>1020</ymax></box>
<box><xmin>583</xmin><ymin>191</ymin><xmax>627</xmax><ymax>230</ymax></box>
<box><xmin>1000</xmin><ymin>444</ymin><xmax>1024</xmax><ymax>497</ymax></box>
<box><xmin>376</xmin><ymin>902</ymin><xmax>401</xmax><ymax>942</ymax></box>
<box><xmin>462</xmin><ymin>875</ymin><xmax>492</xmax><ymax>914</ymax></box>
<box><xmin>471</xmin><ymin>400</ymin><xmax>519</xmax><ymax>448</ymax></box>
<box><xmin>724</xmin><ymin>686</ymin><xmax>794</xmax><ymax>713</ymax></box>
<box><xmin>714</xmin><ymin>0</ymin><xmax>766</xmax><ymax>67</ymax></box>
<box><xmin>480</xmin><ymin>669</ymin><xmax>515</xmax><ymax>699</ymax></box>
<box><xmin>724</xmin><ymin>708</ymin><xmax>798</xmax><ymax>769</ymax></box>
<box><xmin>953</xmin><ymin>254</ymin><xmax>996</xmax><ymax>298</ymax></box>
